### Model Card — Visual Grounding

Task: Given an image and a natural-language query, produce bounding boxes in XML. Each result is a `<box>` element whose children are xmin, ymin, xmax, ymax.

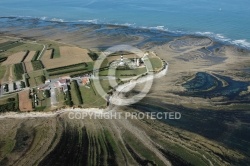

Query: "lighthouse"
<box><xmin>119</xmin><ymin>55</ymin><xmax>125</xmax><ymax>66</ymax></box>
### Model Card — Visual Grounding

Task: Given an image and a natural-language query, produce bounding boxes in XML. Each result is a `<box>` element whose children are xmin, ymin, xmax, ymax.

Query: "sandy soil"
<box><xmin>18</xmin><ymin>90</ymin><xmax>33</xmax><ymax>111</ymax></box>
<box><xmin>24</xmin><ymin>62</ymin><xmax>33</xmax><ymax>73</ymax></box>
<box><xmin>1</xmin><ymin>51</ymin><xmax>27</xmax><ymax>66</ymax></box>
<box><xmin>23</xmin><ymin>51</ymin><xmax>36</xmax><ymax>62</ymax></box>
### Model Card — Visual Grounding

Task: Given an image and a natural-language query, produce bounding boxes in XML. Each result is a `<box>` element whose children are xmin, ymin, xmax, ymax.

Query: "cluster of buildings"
<box><xmin>40</xmin><ymin>75</ymin><xmax>90</xmax><ymax>93</ymax></box>
<box><xmin>0</xmin><ymin>81</ymin><xmax>24</xmax><ymax>95</ymax></box>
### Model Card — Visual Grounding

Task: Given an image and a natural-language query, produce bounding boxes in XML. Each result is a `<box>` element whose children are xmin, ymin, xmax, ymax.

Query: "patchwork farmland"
<box><xmin>41</xmin><ymin>46</ymin><xmax>93</xmax><ymax>69</ymax></box>
<box><xmin>1</xmin><ymin>51</ymin><xmax>27</xmax><ymax>65</ymax></box>
<box><xmin>23</xmin><ymin>51</ymin><xmax>36</xmax><ymax>62</ymax></box>
<box><xmin>25</xmin><ymin>62</ymin><xmax>34</xmax><ymax>73</ymax></box>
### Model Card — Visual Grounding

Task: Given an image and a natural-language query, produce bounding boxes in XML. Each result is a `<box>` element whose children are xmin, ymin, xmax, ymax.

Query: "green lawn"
<box><xmin>70</xmin><ymin>81</ymin><xmax>83</xmax><ymax>106</ymax></box>
<box><xmin>98</xmin><ymin>67</ymin><xmax>147</xmax><ymax>78</ymax></box>
<box><xmin>147</xmin><ymin>57</ymin><xmax>163</xmax><ymax>71</ymax></box>
<box><xmin>35</xmin><ymin>90</ymin><xmax>51</xmax><ymax>111</ymax></box>
<box><xmin>79</xmin><ymin>82</ymin><xmax>107</xmax><ymax>108</ymax></box>
<box><xmin>92</xmin><ymin>79</ymin><xmax>116</xmax><ymax>93</ymax></box>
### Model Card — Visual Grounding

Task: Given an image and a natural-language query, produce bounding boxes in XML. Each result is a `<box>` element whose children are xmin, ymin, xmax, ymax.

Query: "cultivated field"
<box><xmin>18</xmin><ymin>90</ymin><xmax>33</xmax><ymax>111</ymax></box>
<box><xmin>1</xmin><ymin>51</ymin><xmax>27</xmax><ymax>65</ymax></box>
<box><xmin>41</xmin><ymin>46</ymin><xmax>92</xmax><ymax>69</ymax></box>
<box><xmin>25</xmin><ymin>62</ymin><xmax>34</xmax><ymax>73</ymax></box>
<box><xmin>40</xmin><ymin>49</ymin><xmax>53</xmax><ymax>61</ymax></box>
<box><xmin>24</xmin><ymin>51</ymin><xmax>36</xmax><ymax>62</ymax></box>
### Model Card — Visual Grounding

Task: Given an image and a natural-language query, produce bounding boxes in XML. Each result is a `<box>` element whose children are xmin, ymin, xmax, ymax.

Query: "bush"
<box><xmin>7</xmin><ymin>98</ymin><xmax>15</xmax><ymax>102</ymax></box>
<box><xmin>25</xmin><ymin>78</ymin><xmax>30</xmax><ymax>87</ymax></box>
<box><xmin>50</xmin><ymin>48</ymin><xmax>55</xmax><ymax>59</ymax></box>
<box><xmin>44</xmin><ymin>90</ymin><xmax>50</xmax><ymax>98</ymax></box>
<box><xmin>35</xmin><ymin>106</ymin><xmax>46</xmax><ymax>111</ymax></box>
<box><xmin>20</xmin><ymin>81</ymin><xmax>26</xmax><ymax>88</ymax></box>
<box><xmin>65</xmin><ymin>91</ymin><xmax>73</xmax><ymax>106</ymax></box>
<box><xmin>21</xmin><ymin>51</ymin><xmax>30</xmax><ymax>62</ymax></box>
<box><xmin>70</xmin><ymin>80</ymin><xmax>83</xmax><ymax>105</ymax></box>
<box><xmin>88</xmin><ymin>52</ymin><xmax>98</xmax><ymax>61</ymax></box>
<box><xmin>47</xmin><ymin>63</ymin><xmax>88</xmax><ymax>72</ymax></box>
<box><xmin>41</xmin><ymin>75</ymin><xmax>46</xmax><ymax>83</ymax></box>
<box><xmin>0</xmin><ymin>102</ymin><xmax>17</xmax><ymax>112</ymax></box>
<box><xmin>64</xmin><ymin>100</ymin><xmax>73</xmax><ymax>107</ymax></box>
<box><xmin>0</xmin><ymin>57</ymin><xmax>7</xmax><ymax>63</ymax></box>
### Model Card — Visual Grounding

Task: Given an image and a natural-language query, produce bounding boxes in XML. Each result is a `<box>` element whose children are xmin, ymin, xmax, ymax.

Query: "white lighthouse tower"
<box><xmin>119</xmin><ymin>55</ymin><xmax>125</xmax><ymax>66</ymax></box>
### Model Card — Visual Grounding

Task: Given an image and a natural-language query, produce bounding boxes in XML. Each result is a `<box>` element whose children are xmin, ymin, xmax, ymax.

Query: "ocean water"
<box><xmin>0</xmin><ymin>0</ymin><xmax>250</xmax><ymax>48</ymax></box>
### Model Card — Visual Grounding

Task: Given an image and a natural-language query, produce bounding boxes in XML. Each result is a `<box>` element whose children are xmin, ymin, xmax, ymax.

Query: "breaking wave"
<box><xmin>1</xmin><ymin>15</ymin><xmax>250</xmax><ymax>49</ymax></box>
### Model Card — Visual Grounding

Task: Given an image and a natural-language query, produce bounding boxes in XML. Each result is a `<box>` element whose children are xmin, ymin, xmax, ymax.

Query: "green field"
<box><xmin>47</xmin><ymin>62</ymin><xmax>94</xmax><ymax>78</ymax></box>
<box><xmin>35</xmin><ymin>89</ymin><xmax>51</xmax><ymax>111</ymax></box>
<box><xmin>70</xmin><ymin>80</ymin><xmax>83</xmax><ymax>106</ymax></box>
<box><xmin>148</xmin><ymin>57</ymin><xmax>163</xmax><ymax>71</ymax></box>
<box><xmin>32</xmin><ymin>60</ymin><xmax>44</xmax><ymax>70</ymax></box>
<box><xmin>0</xmin><ymin>94</ymin><xmax>19</xmax><ymax>112</ymax></box>
<box><xmin>47</xmin><ymin>63</ymin><xmax>89</xmax><ymax>76</ymax></box>
<box><xmin>27</xmin><ymin>70</ymin><xmax>46</xmax><ymax>87</ymax></box>
<box><xmin>98</xmin><ymin>67</ymin><xmax>147</xmax><ymax>78</ymax></box>
<box><xmin>79</xmin><ymin>82</ymin><xmax>107</xmax><ymax>108</ymax></box>
<box><xmin>0</xmin><ymin>42</ymin><xmax>43</xmax><ymax>57</ymax></box>
<box><xmin>92</xmin><ymin>79</ymin><xmax>115</xmax><ymax>93</ymax></box>
<box><xmin>0</xmin><ymin>41</ymin><xmax>14</xmax><ymax>48</ymax></box>
<box><xmin>13</xmin><ymin>63</ymin><xmax>24</xmax><ymax>80</ymax></box>
<box><xmin>0</xmin><ymin>41</ymin><xmax>24</xmax><ymax>52</ymax></box>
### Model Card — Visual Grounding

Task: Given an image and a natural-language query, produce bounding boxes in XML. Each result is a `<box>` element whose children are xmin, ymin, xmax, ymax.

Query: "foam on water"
<box><xmin>1</xmin><ymin>15</ymin><xmax>250</xmax><ymax>49</ymax></box>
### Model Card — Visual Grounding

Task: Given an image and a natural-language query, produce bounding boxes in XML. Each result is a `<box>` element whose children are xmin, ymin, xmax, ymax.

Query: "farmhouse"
<box><xmin>54</xmin><ymin>78</ymin><xmax>69</xmax><ymax>93</ymax></box>
<box><xmin>82</xmin><ymin>77</ymin><xmax>90</xmax><ymax>85</ymax></box>
<box><xmin>58</xmin><ymin>79</ymin><xmax>68</xmax><ymax>86</ymax></box>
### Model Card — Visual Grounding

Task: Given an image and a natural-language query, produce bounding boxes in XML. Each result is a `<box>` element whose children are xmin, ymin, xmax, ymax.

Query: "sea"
<box><xmin>0</xmin><ymin>0</ymin><xmax>250</xmax><ymax>48</ymax></box>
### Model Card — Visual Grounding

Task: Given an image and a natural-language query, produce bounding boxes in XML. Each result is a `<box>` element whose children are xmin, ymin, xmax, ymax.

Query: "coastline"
<box><xmin>0</xmin><ymin>16</ymin><xmax>250</xmax><ymax>49</ymax></box>
<box><xmin>0</xmin><ymin>16</ymin><xmax>250</xmax><ymax>165</ymax></box>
